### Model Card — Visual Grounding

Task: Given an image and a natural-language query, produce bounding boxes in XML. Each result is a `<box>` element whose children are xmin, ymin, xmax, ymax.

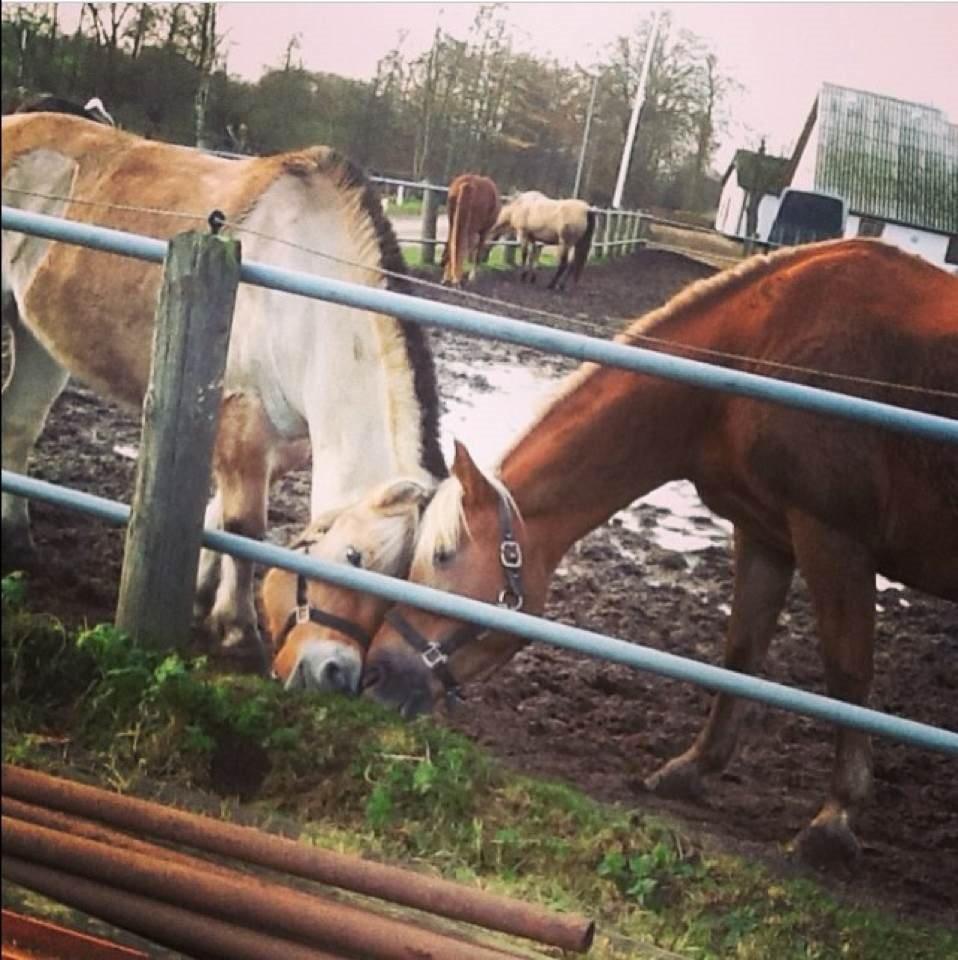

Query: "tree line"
<box><xmin>1</xmin><ymin>3</ymin><xmax>738</xmax><ymax>211</ymax></box>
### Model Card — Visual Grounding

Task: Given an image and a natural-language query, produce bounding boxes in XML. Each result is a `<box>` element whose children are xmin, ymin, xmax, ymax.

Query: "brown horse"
<box><xmin>261</xmin><ymin>478</ymin><xmax>431</xmax><ymax>693</ymax></box>
<box><xmin>362</xmin><ymin>239</ymin><xmax>958</xmax><ymax>866</ymax></box>
<box><xmin>440</xmin><ymin>174</ymin><xmax>500</xmax><ymax>287</ymax></box>
<box><xmin>2</xmin><ymin>111</ymin><xmax>446</xmax><ymax>677</ymax></box>
<box><xmin>489</xmin><ymin>191</ymin><xmax>596</xmax><ymax>291</ymax></box>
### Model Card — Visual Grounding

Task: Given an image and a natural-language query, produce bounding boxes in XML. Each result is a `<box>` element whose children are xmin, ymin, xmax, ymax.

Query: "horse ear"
<box><xmin>374</xmin><ymin>478</ymin><xmax>432</xmax><ymax>515</ymax></box>
<box><xmin>451</xmin><ymin>440</ymin><xmax>495</xmax><ymax>506</ymax></box>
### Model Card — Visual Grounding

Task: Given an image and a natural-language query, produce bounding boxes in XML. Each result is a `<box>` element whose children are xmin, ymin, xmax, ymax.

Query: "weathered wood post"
<box><xmin>116</xmin><ymin>226</ymin><xmax>241</xmax><ymax>650</ymax></box>
<box><xmin>420</xmin><ymin>183</ymin><xmax>440</xmax><ymax>267</ymax></box>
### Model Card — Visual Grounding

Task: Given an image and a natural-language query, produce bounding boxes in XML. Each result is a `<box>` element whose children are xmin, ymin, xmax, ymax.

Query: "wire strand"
<box><xmin>5</xmin><ymin>186</ymin><xmax>956</xmax><ymax>403</ymax></box>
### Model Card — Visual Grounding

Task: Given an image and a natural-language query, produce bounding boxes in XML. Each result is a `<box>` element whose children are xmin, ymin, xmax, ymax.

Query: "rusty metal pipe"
<box><xmin>3</xmin><ymin>764</ymin><xmax>594</xmax><ymax>952</ymax></box>
<box><xmin>2</xmin><ymin>856</ymin><xmax>347</xmax><ymax>960</ymax></box>
<box><xmin>1</xmin><ymin>796</ymin><xmax>235</xmax><ymax>880</ymax></box>
<box><xmin>2</xmin><ymin>816</ymin><xmax>526</xmax><ymax>960</ymax></box>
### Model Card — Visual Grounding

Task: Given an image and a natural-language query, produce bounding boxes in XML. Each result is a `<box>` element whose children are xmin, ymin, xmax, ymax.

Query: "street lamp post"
<box><xmin>612</xmin><ymin>11</ymin><xmax>661</xmax><ymax>209</ymax></box>
<box><xmin>573</xmin><ymin>71</ymin><xmax>599</xmax><ymax>199</ymax></box>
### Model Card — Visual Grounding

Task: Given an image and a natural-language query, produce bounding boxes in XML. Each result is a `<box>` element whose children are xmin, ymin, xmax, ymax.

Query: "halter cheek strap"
<box><xmin>386</xmin><ymin>492</ymin><xmax>525</xmax><ymax>703</ymax></box>
<box><xmin>273</xmin><ymin>540</ymin><xmax>372</xmax><ymax>655</ymax></box>
<box><xmin>275</xmin><ymin>572</ymin><xmax>373</xmax><ymax>652</ymax></box>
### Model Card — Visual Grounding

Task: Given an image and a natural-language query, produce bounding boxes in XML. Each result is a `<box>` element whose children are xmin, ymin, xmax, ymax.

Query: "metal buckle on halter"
<box><xmin>497</xmin><ymin>587</ymin><xmax>524</xmax><ymax>611</ymax></box>
<box><xmin>295</xmin><ymin>605</ymin><xmax>310</xmax><ymax>625</ymax></box>
<box><xmin>421</xmin><ymin>642</ymin><xmax>448</xmax><ymax>669</ymax></box>
<box><xmin>500</xmin><ymin>539</ymin><xmax>522</xmax><ymax>569</ymax></box>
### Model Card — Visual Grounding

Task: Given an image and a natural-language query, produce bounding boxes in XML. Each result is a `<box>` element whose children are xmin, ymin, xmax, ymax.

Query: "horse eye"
<box><xmin>345</xmin><ymin>547</ymin><xmax>362</xmax><ymax>567</ymax></box>
<box><xmin>434</xmin><ymin>547</ymin><xmax>453</xmax><ymax>566</ymax></box>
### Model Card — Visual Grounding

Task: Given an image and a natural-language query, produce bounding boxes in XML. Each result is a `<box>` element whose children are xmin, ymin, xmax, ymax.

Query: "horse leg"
<box><xmin>468</xmin><ymin>232</ymin><xmax>487</xmax><ymax>283</ymax></box>
<box><xmin>203</xmin><ymin>392</ymin><xmax>279</xmax><ymax>671</ymax></box>
<box><xmin>788</xmin><ymin>513</ymin><xmax>876</xmax><ymax>870</ymax></box>
<box><xmin>194</xmin><ymin>491</ymin><xmax>224</xmax><ymax>620</ymax></box>
<box><xmin>518</xmin><ymin>234</ymin><xmax>531</xmax><ymax>282</ymax></box>
<box><xmin>646</xmin><ymin>530</ymin><xmax>794</xmax><ymax>800</ymax></box>
<box><xmin>1</xmin><ymin>305</ymin><xmax>70</xmax><ymax>570</ymax></box>
<box><xmin>548</xmin><ymin>245</ymin><xmax>571</xmax><ymax>291</ymax></box>
<box><xmin>527</xmin><ymin>243</ymin><xmax>542</xmax><ymax>284</ymax></box>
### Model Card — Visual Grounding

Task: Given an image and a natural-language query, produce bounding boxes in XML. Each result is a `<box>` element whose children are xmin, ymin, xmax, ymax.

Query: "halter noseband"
<box><xmin>273</xmin><ymin>542</ymin><xmax>373</xmax><ymax>658</ymax></box>
<box><xmin>385</xmin><ymin>493</ymin><xmax>524</xmax><ymax>703</ymax></box>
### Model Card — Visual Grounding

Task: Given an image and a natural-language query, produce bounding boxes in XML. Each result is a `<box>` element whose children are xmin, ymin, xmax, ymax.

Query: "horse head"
<box><xmin>362</xmin><ymin>442</ymin><xmax>539</xmax><ymax>717</ymax></box>
<box><xmin>263</xmin><ymin>477</ymin><xmax>433</xmax><ymax>694</ymax></box>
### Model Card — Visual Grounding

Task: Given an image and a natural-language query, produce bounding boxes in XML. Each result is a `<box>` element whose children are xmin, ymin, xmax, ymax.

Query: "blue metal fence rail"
<box><xmin>3</xmin><ymin>206</ymin><xmax>957</xmax><ymax>446</ymax></box>
<box><xmin>2</xmin><ymin>208</ymin><xmax>956</xmax><ymax>758</ymax></box>
<box><xmin>3</xmin><ymin>469</ymin><xmax>956</xmax><ymax>756</ymax></box>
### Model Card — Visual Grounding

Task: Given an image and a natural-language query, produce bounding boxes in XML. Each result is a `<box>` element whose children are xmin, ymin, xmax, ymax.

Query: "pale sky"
<box><xmin>57</xmin><ymin>1</ymin><xmax>958</xmax><ymax>170</ymax></box>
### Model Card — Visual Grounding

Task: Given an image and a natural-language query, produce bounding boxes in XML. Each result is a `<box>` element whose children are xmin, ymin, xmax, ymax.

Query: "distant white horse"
<box><xmin>1</xmin><ymin>112</ymin><xmax>446</xmax><ymax>679</ymax></box>
<box><xmin>490</xmin><ymin>190</ymin><xmax>596</xmax><ymax>291</ymax></box>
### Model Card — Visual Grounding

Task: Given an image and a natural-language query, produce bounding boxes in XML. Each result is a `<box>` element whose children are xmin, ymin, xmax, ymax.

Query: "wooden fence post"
<box><xmin>116</xmin><ymin>229</ymin><xmax>241</xmax><ymax>650</ymax></box>
<box><xmin>420</xmin><ymin>184</ymin><xmax>440</xmax><ymax>267</ymax></box>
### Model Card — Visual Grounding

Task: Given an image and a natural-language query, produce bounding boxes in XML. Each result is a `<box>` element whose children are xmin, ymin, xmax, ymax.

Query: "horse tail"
<box><xmin>450</xmin><ymin>180</ymin><xmax>474</xmax><ymax>285</ymax></box>
<box><xmin>448</xmin><ymin>185</ymin><xmax>463</xmax><ymax>283</ymax></box>
<box><xmin>573</xmin><ymin>209</ymin><xmax>597</xmax><ymax>283</ymax></box>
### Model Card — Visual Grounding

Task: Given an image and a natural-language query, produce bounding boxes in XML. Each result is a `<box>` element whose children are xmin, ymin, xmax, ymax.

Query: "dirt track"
<box><xmin>4</xmin><ymin>248</ymin><xmax>956</xmax><ymax>925</ymax></box>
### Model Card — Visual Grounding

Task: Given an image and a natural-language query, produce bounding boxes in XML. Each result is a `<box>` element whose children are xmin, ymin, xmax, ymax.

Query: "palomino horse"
<box><xmin>2</xmin><ymin>111</ymin><xmax>446</xmax><ymax>678</ymax></box>
<box><xmin>440</xmin><ymin>174</ymin><xmax>500</xmax><ymax>287</ymax></box>
<box><xmin>489</xmin><ymin>190</ymin><xmax>596</xmax><ymax>291</ymax></box>
<box><xmin>261</xmin><ymin>477</ymin><xmax>431</xmax><ymax>692</ymax></box>
<box><xmin>362</xmin><ymin>239</ymin><xmax>958</xmax><ymax>866</ymax></box>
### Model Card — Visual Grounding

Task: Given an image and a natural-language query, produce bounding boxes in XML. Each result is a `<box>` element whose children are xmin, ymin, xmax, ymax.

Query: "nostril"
<box><xmin>322</xmin><ymin>660</ymin><xmax>351</xmax><ymax>694</ymax></box>
<box><xmin>361</xmin><ymin>665</ymin><xmax>382</xmax><ymax>691</ymax></box>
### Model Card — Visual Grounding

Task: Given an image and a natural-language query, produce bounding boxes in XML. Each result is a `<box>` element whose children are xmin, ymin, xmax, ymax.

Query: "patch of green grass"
<box><xmin>3</xmin><ymin>575</ymin><xmax>955</xmax><ymax>959</ymax></box>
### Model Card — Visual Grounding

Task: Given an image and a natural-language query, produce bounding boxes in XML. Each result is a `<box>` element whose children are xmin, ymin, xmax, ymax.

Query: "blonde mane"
<box><xmin>411</xmin><ymin>468</ymin><xmax>520</xmax><ymax>577</ymax></box>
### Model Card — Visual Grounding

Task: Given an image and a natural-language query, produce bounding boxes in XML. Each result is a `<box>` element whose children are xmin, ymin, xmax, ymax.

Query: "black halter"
<box><xmin>385</xmin><ymin>492</ymin><xmax>524</xmax><ymax>701</ymax></box>
<box><xmin>274</xmin><ymin>543</ymin><xmax>373</xmax><ymax>655</ymax></box>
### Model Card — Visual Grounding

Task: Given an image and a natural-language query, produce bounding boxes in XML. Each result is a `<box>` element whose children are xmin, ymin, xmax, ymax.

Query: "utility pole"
<box><xmin>612</xmin><ymin>11</ymin><xmax>661</xmax><ymax>209</ymax></box>
<box><xmin>573</xmin><ymin>71</ymin><xmax>599</xmax><ymax>199</ymax></box>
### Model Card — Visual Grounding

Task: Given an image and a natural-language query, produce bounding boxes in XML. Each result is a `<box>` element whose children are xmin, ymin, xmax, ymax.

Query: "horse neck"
<box><xmin>500</xmin><ymin>308</ymin><xmax>727</xmax><ymax>574</ymax></box>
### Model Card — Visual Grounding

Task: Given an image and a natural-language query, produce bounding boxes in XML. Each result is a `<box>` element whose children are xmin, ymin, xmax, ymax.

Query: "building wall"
<box><xmin>714</xmin><ymin>171</ymin><xmax>781</xmax><ymax>240</ymax></box>
<box><xmin>846</xmin><ymin>216</ymin><xmax>955</xmax><ymax>272</ymax></box>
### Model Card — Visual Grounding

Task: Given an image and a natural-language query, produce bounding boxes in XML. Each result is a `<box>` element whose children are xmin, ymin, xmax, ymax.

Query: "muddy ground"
<box><xmin>4</xmin><ymin>249</ymin><xmax>956</xmax><ymax>926</ymax></box>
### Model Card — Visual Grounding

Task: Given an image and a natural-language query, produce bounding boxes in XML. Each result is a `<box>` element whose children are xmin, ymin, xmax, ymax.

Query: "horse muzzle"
<box><xmin>275</xmin><ymin>639</ymin><xmax>363</xmax><ymax>695</ymax></box>
<box><xmin>361</xmin><ymin>650</ymin><xmax>438</xmax><ymax>719</ymax></box>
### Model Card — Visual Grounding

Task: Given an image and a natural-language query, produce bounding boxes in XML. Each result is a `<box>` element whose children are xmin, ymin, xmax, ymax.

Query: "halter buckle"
<box><xmin>295</xmin><ymin>605</ymin><xmax>310</xmax><ymax>625</ymax></box>
<box><xmin>421</xmin><ymin>642</ymin><xmax>448</xmax><ymax>669</ymax></box>
<box><xmin>500</xmin><ymin>539</ymin><xmax>522</xmax><ymax>569</ymax></box>
<box><xmin>497</xmin><ymin>587</ymin><xmax>524</xmax><ymax>611</ymax></box>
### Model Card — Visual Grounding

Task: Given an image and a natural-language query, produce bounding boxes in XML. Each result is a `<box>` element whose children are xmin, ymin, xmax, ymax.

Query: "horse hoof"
<box><xmin>792</xmin><ymin>816</ymin><xmax>862</xmax><ymax>872</ymax></box>
<box><xmin>205</xmin><ymin>617</ymin><xmax>268</xmax><ymax>675</ymax></box>
<box><xmin>644</xmin><ymin>759</ymin><xmax>707</xmax><ymax>802</ymax></box>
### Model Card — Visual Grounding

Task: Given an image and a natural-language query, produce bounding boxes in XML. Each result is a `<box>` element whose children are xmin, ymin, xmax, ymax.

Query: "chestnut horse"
<box><xmin>440</xmin><ymin>174</ymin><xmax>500</xmax><ymax>287</ymax></box>
<box><xmin>2</xmin><ymin>111</ymin><xmax>446</xmax><ymax>678</ymax></box>
<box><xmin>489</xmin><ymin>190</ymin><xmax>596</xmax><ymax>291</ymax></box>
<box><xmin>363</xmin><ymin>239</ymin><xmax>958</xmax><ymax>865</ymax></box>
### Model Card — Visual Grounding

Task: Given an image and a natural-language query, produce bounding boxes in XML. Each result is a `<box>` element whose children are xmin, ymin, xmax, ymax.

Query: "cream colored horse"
<box><xmin>490</xmin><ymin>190</ymin><xmax>596</xmax><ymax>291</ymax></box>
<box><xmin>1</xmin><ymin>111</ymin><xmax>446</xmax><ymax>676</ymax></box>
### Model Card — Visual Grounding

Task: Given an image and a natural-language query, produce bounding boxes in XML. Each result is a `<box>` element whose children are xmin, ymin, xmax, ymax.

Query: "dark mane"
<box><xmin>322</xmin><ymin>149</ymin><xmax>448</xmax><ymax>482</ymax></box>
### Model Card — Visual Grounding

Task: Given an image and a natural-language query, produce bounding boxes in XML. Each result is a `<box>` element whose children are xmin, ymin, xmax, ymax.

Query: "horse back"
<box><xmin>694</xmin><ymin>241</ymin><xmax>958</xmax><ymax>597</ymax></box>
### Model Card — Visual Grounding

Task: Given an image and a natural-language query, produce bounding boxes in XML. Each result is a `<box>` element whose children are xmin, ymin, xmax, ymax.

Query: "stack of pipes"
<box><xmin>1</xmin><ymin>765</ymin><xmax>595</xmax><ymax>960</ymax></box>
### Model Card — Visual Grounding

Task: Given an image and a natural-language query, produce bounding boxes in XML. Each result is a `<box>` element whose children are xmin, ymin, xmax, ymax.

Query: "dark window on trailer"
<box><xmin>769</xmin><ymin>191</ymin><xmax>845</xmax><ymax>247</ymax></box>
<box><xmin>857</xmin><ymin>217</ymin><xmax>885</xmax><ymax>238</ymax></box>
<box><xmin>945</xmin><ymin>235</ymin><xmax>958</xmax><ymax>266</ymax></box>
